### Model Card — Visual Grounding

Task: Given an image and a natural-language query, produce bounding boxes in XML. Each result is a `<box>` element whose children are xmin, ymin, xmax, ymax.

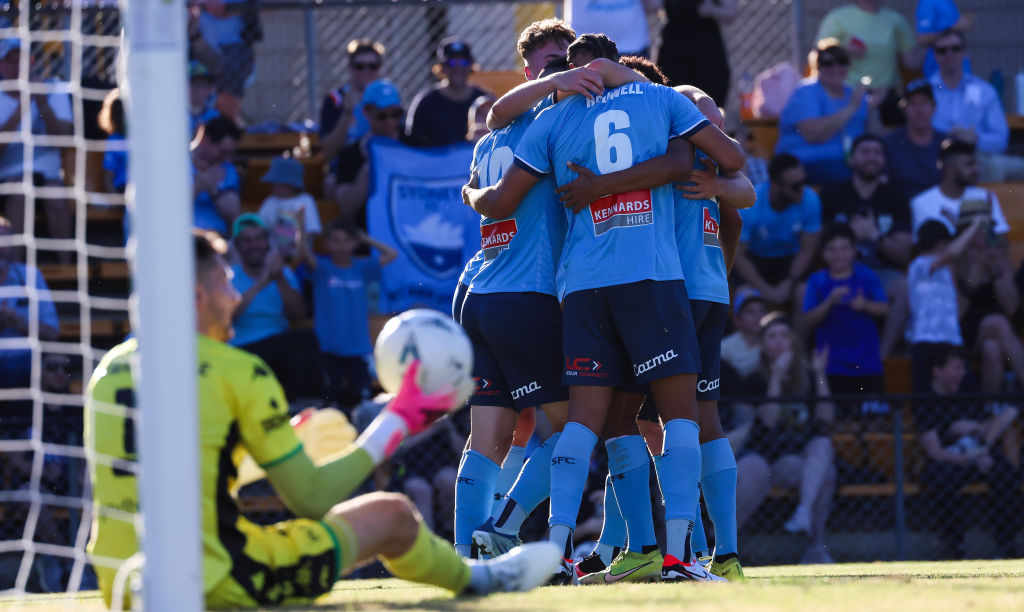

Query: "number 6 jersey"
<box><xmin>513</xmin><ymin>82</ymin><xmax>709</xmax><ymax>300</ymax></box>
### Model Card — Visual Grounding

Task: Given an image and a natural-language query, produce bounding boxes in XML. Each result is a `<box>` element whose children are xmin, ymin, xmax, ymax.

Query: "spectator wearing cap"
<box><xmin>188</xmin><ymin>61</ymin><xmax>219</xmax><ymax>137</ymax></box>
<box><xmin>405</xmin><ymin>38</ymin><xmax>489</xmax><ymax>148</ymax></box>
<box><xmin>928</xmin><ymin>30</ymin><xmax>1024</xmax><ymax>182</ymax></box>
<box><xmin>883</xmin><ymin>80</ymin><xmax>947</xmax><ymax>201</ymax></box>
<box><xmin>0</xmin><ymin>39</ymin><xmax>74</xmax><ymax>253</ymax></box>
<box><xmin>335</xmin><ymin>79</ymin><xmax>404</xmax><ymax>237</ymax></box>
<box><xmin>229</xmin><ymin>213</ymin><xmax>325</xmax><ymax>402</ymax></box>
<box><xmin>257</xmin><ymin>156</ymin><xmax>322</xmax><ymax>262</ymax></box>
<box><xmin>775</xmin><ymin>39</ymin><xmax>881</xmax><ymax>188</ymax></box>
<box><xmin>733</xmin><ymin>154</ymin><xmax>822</xmax><ymax>307</ymax></box>
<box><xmin>822</xmin><ymin>134</ymin><xmax>913</xmax><ymax>269</ymax></box>
<box><xmin>721</xmin><ymin>288</ymin><xmax>768</xmax><ymax>380</ymax></box>
<box><xmin>320</xmin><ymin>39</ymin><xmax>385</xmax><ymax>166</ymax></box>
<box><xmin>910</xmin><ymin>137</ymin><xmax>1010</xmax><ymax>240</ymax></box>
<box><xmin>191</xmin><ymin>116</ymin><xmax>242</xmax><ymax>236</ymax></box>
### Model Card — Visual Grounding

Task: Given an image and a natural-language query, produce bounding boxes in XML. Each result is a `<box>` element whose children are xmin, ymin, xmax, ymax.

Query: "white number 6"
<box><xmin>594</xmin><ymin>110</ymin><xmax>633</xmax><ymax>174</ymax></box>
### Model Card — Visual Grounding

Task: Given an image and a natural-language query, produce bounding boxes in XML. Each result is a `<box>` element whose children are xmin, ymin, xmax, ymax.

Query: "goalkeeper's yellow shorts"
<box><xmin>206</xmin><ymin>516</ymin><xmax>357</xmax><ymax>609</ymax></box>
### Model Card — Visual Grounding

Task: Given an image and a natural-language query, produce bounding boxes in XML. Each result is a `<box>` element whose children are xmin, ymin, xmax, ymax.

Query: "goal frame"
<box><xmin>121</xmin><ymin>1</ymin><xmax>202</xmax><ymax>609</ymax></box>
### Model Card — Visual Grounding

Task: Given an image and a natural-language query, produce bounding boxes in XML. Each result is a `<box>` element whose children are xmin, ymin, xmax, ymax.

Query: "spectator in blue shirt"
<box><xmin>229</xmin><ymin>214</ymin><xmax>325</xmax><ymax>402</ymax></box>
<box><xmin>734</xmin><ymin>154</ymin><xmax>822</xmax><ymax>306</ymax></box>
<box><xmin>191</xmin><ymin>116</ymin><xmax>242</xmax><ymax>236</ymax></box>
<box><xmin>0</xmin><ymin>217</ymin><xmax>58</xmax><ymax>389</ymax></box>
<box><xmin>775</xmin><ymin>39</ymin><xmax>879</xmax><ymax>188</ymax></box>
<box><xmin>298</xmin><ymin>217</ymin><xmax>397</xmax><ymax>410</ymax></box>
<box><xmin>802</xmin><ymin>225</ymin><xmax>889</xmax><ymax>417</ymax></box>
<box><xmin>915</xmin><ymin>0</ymin><xmax>970</xmax><ymax>78</ymax></box>
<box><xmin>929</xmin><ymin>29</ymin><xmax>1024</xmax><ymax>182</ymax></box>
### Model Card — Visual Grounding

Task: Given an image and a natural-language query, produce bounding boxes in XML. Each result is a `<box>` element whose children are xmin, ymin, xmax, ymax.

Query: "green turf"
<box><xmin>5</xmin><ymin>560</ymin><xmax>1024</xmax><ymax>610</ymax></box>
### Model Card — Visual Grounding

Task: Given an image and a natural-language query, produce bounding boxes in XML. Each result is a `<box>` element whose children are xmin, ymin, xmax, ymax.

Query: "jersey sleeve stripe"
<box><xmin>673</xmin><ymin>118</ymin><xmax>712</xmax><ymax>141</ymax></box>
<box><xmin>258</xmin><ymin>442</ymin><xmax>304</xmax><ymax>469</ymax></box>
<box><xmin>513</xmin><ymin>156</ymin><xmax>547</xmax><ymax>177</ymax></box>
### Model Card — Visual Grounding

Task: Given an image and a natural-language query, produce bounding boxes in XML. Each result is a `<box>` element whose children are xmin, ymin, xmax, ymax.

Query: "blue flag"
<box><xmin>365</xmin><ymin>138</ymin><xmax>479</xmax><ymax>314</ymax></box>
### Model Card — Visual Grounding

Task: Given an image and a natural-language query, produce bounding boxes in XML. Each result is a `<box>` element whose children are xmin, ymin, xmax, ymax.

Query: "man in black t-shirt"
<box><xmin>820</xmin><ymin>134</ymin><xmax>912</xmax><ymax>271</ymax></box>
<box><xmin>405</xmin><ymin>39</ymin><xmax>489</xmax><ymax>148</ymax></box>
<box><xmin>913</xmin><ymin>345</ymin><xmax>1021</xmax><ymax>559</ymax></box>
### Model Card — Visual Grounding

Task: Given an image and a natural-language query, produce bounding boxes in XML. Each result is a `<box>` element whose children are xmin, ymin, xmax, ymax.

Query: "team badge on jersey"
<box><xmin>481</xmin><ymin>219</ymin><xmax>518</xmax><ymax>261</ymax></box>
<box><xmin>703</xmin><ymin>207</ymin><xmax>720</xmax><ymax>248</ymax></box>
<box><xmin>590</xmin><ymin>190</ymin><xmax>653</xmax><ymax>236</ymax></box>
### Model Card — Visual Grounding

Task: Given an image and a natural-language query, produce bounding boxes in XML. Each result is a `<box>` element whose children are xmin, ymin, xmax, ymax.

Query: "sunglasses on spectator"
<box><xmin>785</xmin><ymin>180</ymin><xmax>806</xmax><ymax>191</ymax></box>
<box><xmin>350</xmin><ymin>61</ymin><xmax>381</xmax><ymax>71</ymax></box>
<box><xmin>44</xmin><ymin>361</ymin><xmax>69</xmax><ymax>372</ymax></box>
<box><xmin>372</xmin><ymin>109</ymin><xmax>403</xmax><ymax>121</ymax></box>
<box><xmin>818</xmin><ymin>57</ymin><xmax>849</xmax><ymax>68</ymax></box>
<box><xmin>934</xmin><ymin>44</ymin><xmax>964</xmax><ymax>55</ymax></box>
<box><xmin>444</xmin><ymin>58</ymin><xmax>472</xmax><ymax>68</ymax></box>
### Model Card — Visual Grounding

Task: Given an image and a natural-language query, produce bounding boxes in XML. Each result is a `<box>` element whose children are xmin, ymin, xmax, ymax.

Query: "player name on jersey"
<box><xmin>481</xmin><ymin>219</ymin><xmax>518</xmax><ymax>260</ymax></box>
<box><xmin>585</xmin><ymin>81</ymin><xmax>646</xmax><ymax>108</ymax></box>
<box><xmin>590</xmin><ymin>189</ymin><xmax>653</xmax><ymax>236</ymax></box>
<box><xmin>703</xmin><ymin>207</ymin><xmax>720</xmax><ymax>248</ymax></box>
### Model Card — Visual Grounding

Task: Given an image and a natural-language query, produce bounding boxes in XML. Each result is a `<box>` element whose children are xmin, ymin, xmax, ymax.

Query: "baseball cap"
<box><xmin>231</xmin><ymin>212</ymin><xmax>267</xmax><ymax>237</ymax></box>
<box><xmin>437</xmin><ymin>37</ymin><xmax>473</xmax><ymax>64</ymax></box>
<box><xmin>733</xmin><ymin>288</ymin><xmax>767</xmax><ymax>315</ymax></box>
<box><xmin>902</xmin><ymin>79</ymin><xmax>933</xmax><ymax>103</ymax></box>
<box><xmin>362</xmin><ymin>79</ymin><xmax>401</xmax><ymax>109</ymax></box>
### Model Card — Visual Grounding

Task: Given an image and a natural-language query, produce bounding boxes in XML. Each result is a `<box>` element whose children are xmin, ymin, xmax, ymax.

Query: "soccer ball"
<box><xmin>374</xmin><ymin>309</ymin><xmax>474</xmax><ymax>408</ymax></box>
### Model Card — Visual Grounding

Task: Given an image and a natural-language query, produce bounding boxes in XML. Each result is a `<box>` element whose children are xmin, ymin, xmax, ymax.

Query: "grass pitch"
<box><xmin>5</xmin><ymin>560</ymin><xmax>1024</xmax><ymax>611</ymax></box>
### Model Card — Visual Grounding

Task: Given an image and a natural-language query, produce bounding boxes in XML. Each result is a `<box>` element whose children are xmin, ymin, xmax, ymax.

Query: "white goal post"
<box><xmin>121</xmin><ymin>1</ymin><xmax>202</xmax><ymax>609</ymax></box>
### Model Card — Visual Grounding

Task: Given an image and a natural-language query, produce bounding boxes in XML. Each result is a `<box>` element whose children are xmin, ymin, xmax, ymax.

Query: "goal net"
<box><xmin>0</xmin><ymin>2</ymin><xmax>201</xmax><ymax>609</ymax></box>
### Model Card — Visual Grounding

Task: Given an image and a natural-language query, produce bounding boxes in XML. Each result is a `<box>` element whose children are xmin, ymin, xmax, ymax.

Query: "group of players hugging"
<box><xmin>455</xmin><ymin>18</ymin><xmax>752</xmax><ymax>586</ymax></box>
<box><xmin>85</xmin><ymin>17</ymin><xmax>752</xmax><ymax>611</ymax></box>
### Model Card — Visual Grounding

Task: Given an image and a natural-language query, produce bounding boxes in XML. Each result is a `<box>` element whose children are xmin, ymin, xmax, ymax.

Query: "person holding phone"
<box><xmin>910</xmin><ymin>137</ymin><xmax>1010</xmax><ymax>240</ymax></box>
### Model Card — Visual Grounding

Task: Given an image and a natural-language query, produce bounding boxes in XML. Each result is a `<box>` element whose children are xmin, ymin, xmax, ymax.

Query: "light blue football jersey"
<box><xmin>514</xmin><ymin>82</ymin><xmax>709</xmax><ymax>299</ymax></box>
<box><xmin>675</xmin><ymin>151</ymin><xmax>729</xmax><ymax>305</ymax></box>
<box><xmin>457</xmin><ymin>99</ymin><xmax>566</xmax><ymax>296</ymax></box>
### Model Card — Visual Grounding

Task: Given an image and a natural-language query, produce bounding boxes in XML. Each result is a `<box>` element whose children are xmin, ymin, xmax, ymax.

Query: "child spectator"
<box><xmin>257</xmin><ymin>156</ymin><xmax>321</xmax><ymax>261</ymax></box>
<box><xmin>97</xmin><ymin>89</ymin><xmax>126</xmax><ymax>194</ymax></box>
<box><xmin>721</xmin><ymin>288</ymin><xmax>768</xmax><ymax>379</ymax></box>
<box><xmin>299</xmin><ymin>218</ymin><xmax>397</xmax><ymax>410</ymax></box>
<box><xmin>802</xmin><ymin>225</ymin><xmax>889</xmax><ymax>415</ymax></box>
<box><xmin>907</xmin><ymin>216</ymin><xmax>984</xmax><ymax>391</ymax></box>
<box><xmin>730</xmin><ymin>314</ymin><xmax>836</xmax><ymax>564</ymax></box>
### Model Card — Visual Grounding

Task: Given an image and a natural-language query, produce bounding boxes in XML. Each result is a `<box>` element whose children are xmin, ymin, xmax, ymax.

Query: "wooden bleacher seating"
<box><xmin>469</xmin><ymin>70</ymin><xmax>527</xmax><ymax>98</ymax></box>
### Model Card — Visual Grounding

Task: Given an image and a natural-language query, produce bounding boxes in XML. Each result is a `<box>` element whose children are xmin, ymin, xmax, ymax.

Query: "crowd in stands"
<box><xmin>4</xmin><ymin>0</ymin><xmax>1024</xmax><ymax>591</ymax></box>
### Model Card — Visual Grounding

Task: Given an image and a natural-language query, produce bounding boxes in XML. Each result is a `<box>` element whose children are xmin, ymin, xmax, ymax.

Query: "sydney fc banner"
<box><xmin>366</xmin><ymin>138</ymin><xmax>479</xmax><ymax>314</ymax></box>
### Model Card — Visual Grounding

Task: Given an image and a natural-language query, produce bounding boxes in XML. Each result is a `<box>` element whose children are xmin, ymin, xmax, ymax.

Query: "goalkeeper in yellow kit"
<box><xmin>85</xmin><ymin>230</ymin><xmax>559</xmax><ymax>608</ymax></box>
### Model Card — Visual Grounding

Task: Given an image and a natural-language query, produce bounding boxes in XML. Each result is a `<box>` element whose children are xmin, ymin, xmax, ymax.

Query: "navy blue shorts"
<box><xmin>562</xmin><ymin>280</ymin><xmax>700</xmax><ymax>388</ymax></box>
<box><xmin>637</xmin><ymin>298</ymin><xmax>728</xmax><ymax>421</ymax></box>
<box><xmin>457</xmin><ymin>291</ymin><xmax>568</xmax><ymax>411</ymax></box>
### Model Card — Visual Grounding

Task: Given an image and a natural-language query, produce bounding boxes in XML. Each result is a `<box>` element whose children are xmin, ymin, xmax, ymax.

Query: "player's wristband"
<box><xmin>354</xmin><ymin>410</ymin><xmax>408</xmax><ymax>465</ymax></box>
